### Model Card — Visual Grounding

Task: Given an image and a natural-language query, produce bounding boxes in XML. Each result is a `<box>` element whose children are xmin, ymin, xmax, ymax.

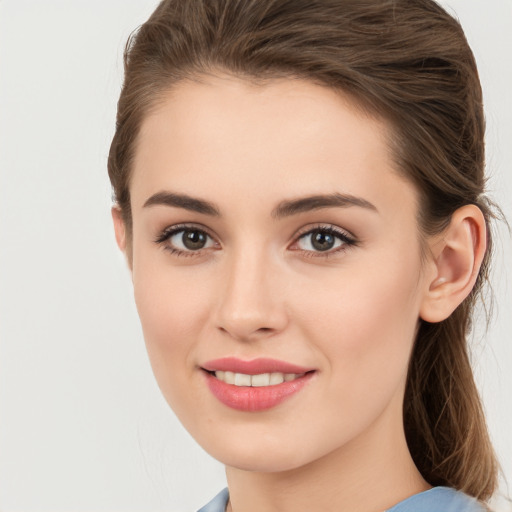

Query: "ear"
<box><xmin>420</xmin><ymin>205</ymin><xmax>487</xmax><ymax>323</ymax></box>
<box><xmin>111</xmin><ymin>206</ymin><xmax>132</xmax><ymax>270</ymax></box>
<box><xmin>112</xmin><ymin>206</ymin><xmax>127</xmax><ymax>250</ymax></box>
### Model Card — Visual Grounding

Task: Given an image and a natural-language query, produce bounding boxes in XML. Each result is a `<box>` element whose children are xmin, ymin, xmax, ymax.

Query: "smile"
<box><xmin>213</xmin><ymin>371</ymin><xmax>303</xmax><ymax>387</ymax></box>
<box><xmin>201</xmin><ymin>358</ymin><xmax>316</xmax><ymax>412</ymax></box>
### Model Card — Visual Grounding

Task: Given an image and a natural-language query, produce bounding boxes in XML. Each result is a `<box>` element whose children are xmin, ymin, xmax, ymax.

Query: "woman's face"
<box><xmin>123</xmin><ymin>75</ymin><xmax>435</xmax><ymax>472</ymax></box>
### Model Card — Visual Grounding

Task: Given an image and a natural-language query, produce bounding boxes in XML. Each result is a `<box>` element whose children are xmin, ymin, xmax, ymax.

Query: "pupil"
<box><xmin>312</xmin><ymin>231</ymin><xmax>335</xmax><ymax>251</ymax></box>
<box><xmin>183</xmin><ymin>230</ymin><xmax>206</xmax><ymax>250</ymax></box>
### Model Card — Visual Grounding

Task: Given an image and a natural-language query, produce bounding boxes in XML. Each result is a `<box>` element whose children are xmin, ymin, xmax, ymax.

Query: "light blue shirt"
<box><xmin>197</xmin><ymin>486</ymin><xmax>486</xmax><ymax>512</ymax></box>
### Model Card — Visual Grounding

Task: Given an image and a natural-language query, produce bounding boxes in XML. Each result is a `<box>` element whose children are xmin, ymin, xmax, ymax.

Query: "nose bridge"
<box><xmin>215</xmin><ymin>244</ymin><xmax>287</xmax><ymax>340</ymax></box>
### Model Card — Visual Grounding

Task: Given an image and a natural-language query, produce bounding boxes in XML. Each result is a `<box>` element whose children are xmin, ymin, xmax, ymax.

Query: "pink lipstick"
<box><xmin>201</xmin><ymin>357</ymin><xmax>315</xmax><ymax>412</ymax></box>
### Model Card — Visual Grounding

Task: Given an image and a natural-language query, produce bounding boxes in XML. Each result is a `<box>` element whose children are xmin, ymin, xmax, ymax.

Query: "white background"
<box><xmin>0</xmin><ymin>1</ymin><xmax>510</xmax><ymax>511</ymax></box>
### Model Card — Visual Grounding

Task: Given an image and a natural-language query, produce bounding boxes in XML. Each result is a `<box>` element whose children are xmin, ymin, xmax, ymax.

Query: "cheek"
<box><xmin>295</xmin><ymin>251</ymin><xmax>423</xmax><ymax>402</ymax></box>
<box><xmin>131</xmin><ymin>253</ymin><xmax>212</xmax><ymax>396</ymax></box>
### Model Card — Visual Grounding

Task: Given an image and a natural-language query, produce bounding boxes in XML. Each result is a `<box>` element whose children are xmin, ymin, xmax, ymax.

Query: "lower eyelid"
<box><xmin>297</xmin><ymin>246</ymin><xmax>349</xmax><ymax>259</ymax></box>
<box><xmin>163</xmin><ymin>246</ymin><xmax>207</xmax><ymax>258</ymax></box>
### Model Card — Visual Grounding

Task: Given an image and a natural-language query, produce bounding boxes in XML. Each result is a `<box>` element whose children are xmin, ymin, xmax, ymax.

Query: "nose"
<box><xmin>214</xmin><ymin>249</ymin><xmax>289</xmax><ymax>342</ymax></box>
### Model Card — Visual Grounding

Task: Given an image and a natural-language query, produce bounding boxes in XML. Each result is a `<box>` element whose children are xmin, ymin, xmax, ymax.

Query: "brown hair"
<box><xmin>108</xmin><ymin>0</ymin><xmax>499</xmax><ymax>500</ymax></box>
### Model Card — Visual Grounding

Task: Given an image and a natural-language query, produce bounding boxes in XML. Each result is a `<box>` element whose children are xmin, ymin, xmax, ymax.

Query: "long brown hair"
<box><xmin>108</xmin><ymin>0</ymin><xmax>499</xmax><ymax>500</ymax></box>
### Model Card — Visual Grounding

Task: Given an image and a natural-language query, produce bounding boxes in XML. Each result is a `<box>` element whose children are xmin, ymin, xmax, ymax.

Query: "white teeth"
<box><xmin>269</xmin><ymin>372</ymin><xmax>284</xmax><ymax>385</ymax></box>
<box><xmin>234</xmin><ymin>373</ymin><xmax>251</xmax><ymax>386</ymax></box>
<box><xmin>251</xmin><ymin>373</ymin><xmax>270</xmax><ymax>387</ymax></box>
<box><xmin>214</xmin><ymin>371</ymin><xmax>300</xmax><ymax>387</ymax></box>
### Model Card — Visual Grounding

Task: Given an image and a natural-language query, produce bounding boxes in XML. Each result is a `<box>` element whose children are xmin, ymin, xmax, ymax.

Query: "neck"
<box><xmin>225</xmin><ymin>399</ymin><xmax>430</xmax><ymax>512</ymax></box>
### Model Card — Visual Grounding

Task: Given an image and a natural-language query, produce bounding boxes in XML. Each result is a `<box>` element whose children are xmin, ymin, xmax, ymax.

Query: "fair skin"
<box><xmin>113</xmin><ymin>74</ymin><xmax>486</xmax><ymax>512</ymax></box>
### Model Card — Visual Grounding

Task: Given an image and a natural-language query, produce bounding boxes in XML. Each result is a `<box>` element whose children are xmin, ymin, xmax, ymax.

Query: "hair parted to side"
<box><xmin>108</xmin><ymin>0</ymin><xmax>499</xmax><ymax>501</ymax></box>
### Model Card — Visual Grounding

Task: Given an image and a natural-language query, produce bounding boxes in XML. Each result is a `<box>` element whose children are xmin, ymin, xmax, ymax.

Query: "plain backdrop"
<box><xmin>0</xmin><ymin>1</ymin><xmax>511</xmax><ymax>511</ymax></box>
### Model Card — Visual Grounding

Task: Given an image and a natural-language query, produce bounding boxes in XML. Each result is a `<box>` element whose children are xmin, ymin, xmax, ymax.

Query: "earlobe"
<box><xmin>111</xmin><ymin>206</ymin><xmax>127</xmax><ymax>252</ymax></box>
<box><xmin>420</xmin><ymin>205</ymin><xmax>487</xmax><ymax>323</ymax></box>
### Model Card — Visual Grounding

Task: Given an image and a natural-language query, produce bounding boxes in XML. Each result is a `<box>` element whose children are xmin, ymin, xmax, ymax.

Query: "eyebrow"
<box><xmin>143</xmin><ymin>191</ymin><xmax>377</xmax><ymax>217</ymax></box>
<box><xmin>271</xmin><ymin>193</ymin><xmax>378</xmax><ymax>219</ymax></box>
<box><xmin>143</xmin><ymin>191</ymin><xmax>220</xmax><ymax>216</ymax></box>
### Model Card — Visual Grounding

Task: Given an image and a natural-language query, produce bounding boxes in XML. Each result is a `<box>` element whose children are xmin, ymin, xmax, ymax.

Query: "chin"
<box><xmin>192</xmin><ymin>426</ymin><xmax>329</xmax><ymax>473</ymax></box>
<box><xmin>211</xmin><ymin>444</ymin><xmax>310</xmax><ymax>473</ymax></box>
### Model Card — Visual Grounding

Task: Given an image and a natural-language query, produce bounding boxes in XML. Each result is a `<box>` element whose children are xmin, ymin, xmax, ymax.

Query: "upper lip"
<box><xmin>201</xmin><ymin>357</ymin><xmax>315</xmax><ymax>375</ymax></box>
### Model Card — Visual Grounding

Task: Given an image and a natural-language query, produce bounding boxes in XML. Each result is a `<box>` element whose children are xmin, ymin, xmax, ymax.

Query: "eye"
<box><xmin>292</xmin><ymin>226</ymin><xmax>356</xmax><ymax>256</ymax></box>
<box><xmin>155</xmin><ymin>225</ymin><xmax>217</xmax><ymax>256</ymax></box>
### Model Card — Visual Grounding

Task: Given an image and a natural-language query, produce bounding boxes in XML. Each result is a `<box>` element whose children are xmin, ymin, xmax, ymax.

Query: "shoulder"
<box><xmin>387</xmin><ymin>486</ymin><xmax>486</xmax><ymax>512</ymax></box>
<box><xmin>196</xmin><ymin>488</ymin><xmax>229</xmax><ymax>512</ymax></box>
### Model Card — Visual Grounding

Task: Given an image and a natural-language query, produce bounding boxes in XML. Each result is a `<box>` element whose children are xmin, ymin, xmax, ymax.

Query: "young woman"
<box><xmin>108</xmin><ymin>1</ymin><xmax>501</xmax><ymax>510</ymax></box>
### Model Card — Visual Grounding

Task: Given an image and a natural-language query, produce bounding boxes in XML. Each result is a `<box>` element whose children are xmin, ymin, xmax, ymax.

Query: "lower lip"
<box><xmin>203</xmin><ymin>371</ymin><xmax>315</xmax><ymax>412</ymax></box>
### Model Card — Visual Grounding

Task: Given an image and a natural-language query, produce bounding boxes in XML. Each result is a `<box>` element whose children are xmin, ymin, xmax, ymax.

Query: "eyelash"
<box><xmin>292</xmin><ymin>225</ymin><xmax>357</xmax><ymax>258</ymax></box>
<box><xmin>154</xmin><ymin>223</ymin><xmax>218</xmax><ymax>258</ymax></box>
<box><xmin>154</xmin><ymin>223</ymin><xmax>357</xmax><ymax>259</ymax></box>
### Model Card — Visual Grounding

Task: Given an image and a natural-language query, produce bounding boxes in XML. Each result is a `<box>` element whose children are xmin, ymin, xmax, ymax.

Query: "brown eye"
<box><xmin>310</xmin><ymin>230</ymin><xmax>336</xmax><ymax>251</ymax></box>
<box><xmin>295</xmin><ymin>227</ymin><xmax>355</xmax><ymax>255</ymax></box>
<box><xmin>182</xmin><ymin>229</ymin><xmax>208</xmax><ymax>250</ymax></box>
<box><xmin>156</xmin><ymin>226</ymin><xmax>216</xmax><ymax>253</ymax></box>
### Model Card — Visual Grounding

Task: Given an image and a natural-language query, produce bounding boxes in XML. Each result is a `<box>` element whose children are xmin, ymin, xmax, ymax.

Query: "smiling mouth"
<box><xmin>208</xmin><ymin>370</ymin><xmax>308</xmax><ymax>387</ymax></box>
<box><xmin>201</xmin><ymin>367</ymin><xmax>316</xmax><ymax>412</ymax></box>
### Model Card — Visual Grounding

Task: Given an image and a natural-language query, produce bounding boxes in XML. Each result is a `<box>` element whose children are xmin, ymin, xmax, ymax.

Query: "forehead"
<box><xmin>131</xmin><ymin>75</ymin><xmax>418</xmax><ymax>220</ymax></box>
